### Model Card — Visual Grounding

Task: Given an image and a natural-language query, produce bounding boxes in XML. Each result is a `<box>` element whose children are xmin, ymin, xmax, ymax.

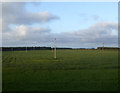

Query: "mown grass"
<box><xmin>2</xmin><ymin>50</ymin><xmax>118</xmax><ymax>91</ymax></box>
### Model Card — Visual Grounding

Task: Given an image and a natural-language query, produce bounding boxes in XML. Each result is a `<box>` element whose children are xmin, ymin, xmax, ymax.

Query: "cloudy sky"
<box><xmin>2</xmin><ymin>2</ymin><xmax>118</xmax><ymax>48</ymax></box>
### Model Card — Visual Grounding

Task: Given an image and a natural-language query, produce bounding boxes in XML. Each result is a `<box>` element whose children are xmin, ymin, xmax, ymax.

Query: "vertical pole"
<box><xmin>54</xmin><ymin>38</ymin><xmax>56</xmax><ymax>59</ymax></box>
<box><xmin>34</xmin><ymin>42</ymin><xmax>36</xmax><ymax>56</ymax></box>
<box><xmin>34</xmin><ymin>42</ymin><xmax>36</xmax><ymax>50</ymax></box>
<box><xmin>11</xmin><ymin>47</ymin><xmax>13</xmax><ymax>55</ymax></box>
<box><xmin>11</xmin><ymin>47</ymin><xmax>13</xmax><ymax>51</ymax></box>
<box><xmin>26</xmin><ymin>41</ymin><xmax>27</xmax><ymax>53</ymax></box>
<box><xmin>52</xmin><ymin>47</ymin><xmax>54</xmax><ymax>52</ymax></box>
<box><xmin>35</xmin><ymin>41</ymin><xmax>36</xmax><ymax>50</ymax></box>
<box><xmin>26</xmin><ymin>46</ymin><xmax>27</xmax><ymax>53</ymax></box>
<box><xmin>51</xmin><ymin>42</ymin><xmax>53</xmax><ymax>52</ymax></box>
<box><xmin>102</xmin><ymin>43</ymin><xmax>104</xmax><ymax>51</ymax></box>
<box><xmin>33</xmin><ymin>42</ymin><xmax>35</xmax><ymax>50</ymax></box>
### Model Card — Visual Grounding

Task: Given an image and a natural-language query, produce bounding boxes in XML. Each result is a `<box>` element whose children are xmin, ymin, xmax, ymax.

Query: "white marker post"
<box><xmin>54</xmin><ymin>38</ymin><xmax>56</xmax><ymax>59</ymax></box>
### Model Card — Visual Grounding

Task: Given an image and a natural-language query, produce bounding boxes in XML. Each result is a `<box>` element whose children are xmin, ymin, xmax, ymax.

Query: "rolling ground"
<box><xmin>2</xmin><ymin>50</ymin><xmax>118</xmax><ymax>91</ymax></box>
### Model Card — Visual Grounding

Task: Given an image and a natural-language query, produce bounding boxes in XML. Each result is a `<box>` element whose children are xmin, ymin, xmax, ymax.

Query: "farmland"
<box><xmin>2</xmin><ymin>50</ymin><xmax>118</xmax><ymax>91</ymax></box>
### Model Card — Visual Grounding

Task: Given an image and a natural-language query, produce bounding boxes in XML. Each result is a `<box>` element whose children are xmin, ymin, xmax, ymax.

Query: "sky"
<box><xmin>2</xmin><ymin>2</ymin><xmax>118</xmax><ymax>48</ymax></box>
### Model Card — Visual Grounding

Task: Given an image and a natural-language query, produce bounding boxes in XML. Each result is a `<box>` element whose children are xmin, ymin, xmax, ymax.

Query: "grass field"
<box><xmin>2</xmin><ymin>50</ymin><xmax>118</xmax><ymax>91</ymax></box>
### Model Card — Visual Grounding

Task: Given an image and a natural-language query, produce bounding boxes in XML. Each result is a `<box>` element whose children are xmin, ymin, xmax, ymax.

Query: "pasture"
<box><xmin>2</xmin><ymin>50</ymin><xmax>118</xmax><ymax>91</ymax></box>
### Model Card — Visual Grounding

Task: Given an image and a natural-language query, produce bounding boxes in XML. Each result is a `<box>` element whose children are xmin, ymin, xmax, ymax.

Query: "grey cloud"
<box><xmin>2</xmin><ymin>3</ymin><xmax>118</xmax><ymax>48</ymax></box>
<box><xmin>2</xmin><ymin>3</ymin><xmax>117</xmax><ymax>48</ymax></box>
<box><xmin>3</xmin><ymin>25</ymin><xmax>51</xmax><ymax>41</ymax></box>
<box><xmin>70</xmin><ymin>22</ymin><xmax>117</xmax><ymax>47</ymax></box>
<box><xmin>2</xmin><ymin>2</ymin><xmax>59</xmax><ymax>32</ymax></box>
<box><xmin>3</xmin><ymin>21</ymin><xmax>118</xmax><ymax>48</ymax></box>
<box><xmin>45</xmin><ymin>21</ymin><xmax>117</xmax><ymax>48</ymax></box>
<box><xmin>2</xmin><ymin>22</ymin><xmax>118</xmax><ymax>48</ymax></box>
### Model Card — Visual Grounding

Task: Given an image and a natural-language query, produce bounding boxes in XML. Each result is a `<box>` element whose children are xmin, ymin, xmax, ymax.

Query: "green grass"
<box><xmin>2</xmin><ymin>50</ymin><xmax>118</xmax><ymax>91</ymax></box>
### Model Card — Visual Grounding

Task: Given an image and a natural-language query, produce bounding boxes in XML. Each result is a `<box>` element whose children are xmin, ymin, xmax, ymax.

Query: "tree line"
<box><xmin>2</xmin><ymin>47</ymin><xmax>72</xmax><ymax>51</ymax></box>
